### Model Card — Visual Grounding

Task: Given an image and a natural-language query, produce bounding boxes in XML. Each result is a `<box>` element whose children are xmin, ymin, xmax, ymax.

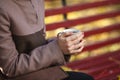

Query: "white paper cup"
<box><xmin>62</xmin><ymin>28</ymin><xmax>80</xmax><ymax>33</ymax></box>
<box><xmin>57</xmin><ymin>28</ymin><xmax>81</xmax><ymax>37</ymax></box>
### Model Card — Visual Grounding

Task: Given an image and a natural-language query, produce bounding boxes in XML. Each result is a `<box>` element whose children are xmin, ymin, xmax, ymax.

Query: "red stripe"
<box><xmin>83</xmin><ymin>37</ymin><xmax>120</xmax><ymax>52</ymax></box>
<box><xmin>66</xmin><ymin>50</ymin><xmax>120</xmax><ymax>68</ymax></box>
<box><xmin>96</xmin><ymin>68</ymin><xmax>120</xmax><ymax>80</ymax></box>
<box><xmin>88</xmin><ymin>63</ymin><xmax>119</xmax><ymax>75</ymax></box>
<box><xmin>73</xmin><ymin>55</ymin><xmax>120</xmax><ymax>70</ymax></box>
<box><xmin>66</xmin><ymin>50</ymin><xmax>120</xmax><ymax>79</ymax></box>
<box><xmin>46</xmin><ymin>11</ymin><xmax>120</xmax><ymax>31</ymax></box>
<box><xmin>84</xmin><ymin>24</ymin><xmax>120</xmax><ymax>37</ymax></box>
<box><xmin>45</xmin><ymin>0</ymin><xmax>120</xmax><ymax>78</ymax></box>
<box><xmin>45</xmin><ymin>0</ymin><xmax>120</xmax><ymax>16</ymax></box>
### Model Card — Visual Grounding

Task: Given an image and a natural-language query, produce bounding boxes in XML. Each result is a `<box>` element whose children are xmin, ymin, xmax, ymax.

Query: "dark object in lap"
<box><xmin>63</xmin><ymin>71</ymin><xmax>94</xmax><ymax>80</ymax></box>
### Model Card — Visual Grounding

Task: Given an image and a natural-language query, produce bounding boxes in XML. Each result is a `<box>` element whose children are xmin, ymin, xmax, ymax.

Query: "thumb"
<box><xmin>62</xmin><ymin>32</ymin><xmax>73</xmax><ymax>37</ymax></box>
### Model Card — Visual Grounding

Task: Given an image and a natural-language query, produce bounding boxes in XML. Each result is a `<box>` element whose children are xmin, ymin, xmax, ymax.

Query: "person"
<box><xmin>0</xmin><ymin>0</ymin><xmax>94</xmax><ymax>80</ymax></box>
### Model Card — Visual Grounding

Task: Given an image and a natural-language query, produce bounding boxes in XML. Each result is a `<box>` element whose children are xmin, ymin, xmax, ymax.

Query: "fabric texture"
<box><xmin>0</xmin><ymin>0</ymin><xmax>68</xmax><ymax>80</ymax></box>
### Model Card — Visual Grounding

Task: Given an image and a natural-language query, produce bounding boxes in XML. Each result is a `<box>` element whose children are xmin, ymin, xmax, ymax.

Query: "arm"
<box><xmin>47</xmin><ymin>38</ymin><xmax>71</xmax><ymax>62</ymax></box>
<box><xmin>0</xmin><ymin>9</ymin><xmax>66</xmax><ymax>77</ymax></box>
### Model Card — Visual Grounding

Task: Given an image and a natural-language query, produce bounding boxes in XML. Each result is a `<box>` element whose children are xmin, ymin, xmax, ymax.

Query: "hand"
<box><xmin>57</xmin><ymin>31</ymin><xmax>85</xmax><ymax>55</ymax></box>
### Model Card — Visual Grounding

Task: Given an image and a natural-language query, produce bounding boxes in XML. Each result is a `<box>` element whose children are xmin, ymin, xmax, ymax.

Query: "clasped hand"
<box><xmin>57</xmin><ymin>31</ymin><xmax>85</xmax><ymax>55</ymax></box>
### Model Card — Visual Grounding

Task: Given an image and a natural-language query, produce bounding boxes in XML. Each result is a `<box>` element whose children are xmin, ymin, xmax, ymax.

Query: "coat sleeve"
<box><xmin>0</xmin><ymin>8</ymin><xmax>66</xmax><ymax>77</ymax></box>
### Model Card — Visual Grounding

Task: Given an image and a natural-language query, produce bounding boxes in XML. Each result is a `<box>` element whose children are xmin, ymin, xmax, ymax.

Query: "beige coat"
<box><xmin>0</xmin><ymin>0</ymin><xmax>68</xmax><ymax>80</ymax></box>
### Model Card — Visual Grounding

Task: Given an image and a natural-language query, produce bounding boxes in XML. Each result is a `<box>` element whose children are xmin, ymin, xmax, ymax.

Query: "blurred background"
<box><xmin>45</xmin><ymin>0</ymin><xmax>120</xmax><ymax>61</ymax></box>
<box><xmin>44</xmin><ymin>0</ymin><xmax>120</xmax><ymax>79</ymax></box>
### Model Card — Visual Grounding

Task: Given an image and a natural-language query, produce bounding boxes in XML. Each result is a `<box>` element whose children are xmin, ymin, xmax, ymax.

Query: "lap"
<box><xmin>63</xmin><ymin>71</ymin><xmax>94</xmax><ymax>80</ymax></box>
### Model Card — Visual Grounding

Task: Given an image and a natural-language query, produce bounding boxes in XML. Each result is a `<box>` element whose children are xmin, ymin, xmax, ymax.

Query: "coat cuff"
<box><xmin>47</xmin><ymin>38</ymin><xmax>66</xmax><ymax>65</ymax></box>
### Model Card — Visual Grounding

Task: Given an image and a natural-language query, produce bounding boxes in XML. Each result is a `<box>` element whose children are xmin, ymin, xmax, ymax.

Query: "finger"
<box><xmin>66</xmin><ymin>34</ymin><xmax>84</xmax><ymax>47</ymax></box>
<box><xmin>71</xmin><ymin>34</ymin><xmax>84</xmax><ymax>46</ymax></box>
<box><xmin>74</xmin><ymin>39</ymin><xmax>85</xmax><ymax>50</ymax></box>
<box><xmin>57</xmin><ymin>32</ymin><xmax>72</xmax><ymax>41</ymax></box>
<box><xmin>68</xmin><ymin>40</ymin><xmax>85</xmax><ymax>51</ymax></box>
<box><xmin>64</xmin><ymin>35</ymin><xmax>78</xmax><ymax>47</ymax></box>
<box><xmin>66</xmin><ymin>32</ymin><xmax>84</xmax><ymax>42</ymax></box>
<box><xmin>76</xmin><ymin>32</ymin><xmax>84</xmax><ymax>40</ymax></box>
<box><xmin>70</xmin><ymin>46</ymin><xmax>84</xmax><ymax>54</ymax></box>
<box><xmin>62</xmin><ymin>32</ymin><xmax>73</xmax><ymax>37</ymax></box>
<box><xmin>66</xmin><ymin>34</ymin><xmax>77</xmax><ymax>42</ymax></box>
